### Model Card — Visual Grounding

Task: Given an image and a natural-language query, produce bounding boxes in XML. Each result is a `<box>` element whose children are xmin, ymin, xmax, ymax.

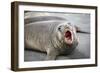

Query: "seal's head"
<box><xmin>55</xmin><ymin>22</ymin><xmax>78</xmax><ymax>47</ymax></box>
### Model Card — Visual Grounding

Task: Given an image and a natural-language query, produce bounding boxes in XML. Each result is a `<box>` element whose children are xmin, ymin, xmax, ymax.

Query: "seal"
<box><xmin>25</xmin><ymin>17</ymin><xmax>79</xmax><ymax>60</ymax></box>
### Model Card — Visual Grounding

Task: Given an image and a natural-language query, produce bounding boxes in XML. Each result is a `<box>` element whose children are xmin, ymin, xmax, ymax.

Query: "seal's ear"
<box><xmin>74</xmin><ymin>25</ymin><xmax>90</xmax><ymax>34</ymax></box>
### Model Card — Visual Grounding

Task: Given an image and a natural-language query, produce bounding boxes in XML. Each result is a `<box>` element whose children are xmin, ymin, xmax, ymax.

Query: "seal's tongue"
<box><xmin>65</xmin><ymin>31</ymin><xmax>72</xmax><ymax>45</ymax></box>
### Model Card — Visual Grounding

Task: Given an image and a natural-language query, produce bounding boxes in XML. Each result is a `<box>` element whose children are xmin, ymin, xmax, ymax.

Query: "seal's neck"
<box><xmin>51</xmin><ymin>29</ymin><xmax>65</xmax><ymax>49</ymax></box>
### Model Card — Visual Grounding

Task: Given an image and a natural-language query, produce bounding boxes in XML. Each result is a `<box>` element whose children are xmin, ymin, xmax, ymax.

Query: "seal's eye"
<box><xmin>58</xmin><ymin>26</ymin><xmax>62</xmax><ymax>31</ymax></box>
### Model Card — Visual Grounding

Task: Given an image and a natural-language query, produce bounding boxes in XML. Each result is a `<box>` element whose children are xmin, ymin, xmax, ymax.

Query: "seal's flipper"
<box><xmin>45</xmin><ymin>48</ymin><xmax>59</xmax><ymax>60</ymax></box>
<box><xmin>75</xmin><ymin>25</ymin><xmax>90</xmax><ymax>34</ymax></box>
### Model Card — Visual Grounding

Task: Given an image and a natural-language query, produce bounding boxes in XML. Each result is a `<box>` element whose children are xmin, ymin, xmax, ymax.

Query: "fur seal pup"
<box><xmin>25</xmin><ymin>19</ymin><xmax>79</xmax><ymax>60</ymax></box>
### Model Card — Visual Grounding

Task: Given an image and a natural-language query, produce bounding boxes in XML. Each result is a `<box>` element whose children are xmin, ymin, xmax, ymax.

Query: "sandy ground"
<box><xmin>24</xmin><ymin>12</ymin><xmax>90</xmax><ymax>61</ymax></box>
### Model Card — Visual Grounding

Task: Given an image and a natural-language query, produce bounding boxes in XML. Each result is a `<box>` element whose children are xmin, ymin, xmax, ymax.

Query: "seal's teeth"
<box><xmin>65</xmin><ymin>38</ymin><xmax>72</xmax><ymax>45</ymax></box>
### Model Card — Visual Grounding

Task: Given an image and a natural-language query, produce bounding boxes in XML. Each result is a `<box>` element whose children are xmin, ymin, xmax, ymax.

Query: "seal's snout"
<box><xmin>64</xmin><ymin>30</ymin><xmax>73</xmax><ymax>45</ymax></box>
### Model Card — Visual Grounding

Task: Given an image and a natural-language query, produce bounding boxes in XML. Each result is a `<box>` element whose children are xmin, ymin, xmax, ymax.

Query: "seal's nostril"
<box><xmin>65</xmin><ymin>25</ymin><xmax>69</xmax><ymax>29</ymax></box>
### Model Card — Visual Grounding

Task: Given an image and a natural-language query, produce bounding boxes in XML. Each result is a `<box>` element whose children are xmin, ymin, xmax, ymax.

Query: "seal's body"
<box><xmin>25</xmin><ymin>15</ymin><xmax>78</xmax><ymax>60</ymax></box>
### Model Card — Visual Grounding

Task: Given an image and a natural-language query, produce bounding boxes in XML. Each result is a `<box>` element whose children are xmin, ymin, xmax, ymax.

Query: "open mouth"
<box><xmin>65</xmin><ymin>30</ymin><xmax>73</xmax><ymax>45</ymax></box>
